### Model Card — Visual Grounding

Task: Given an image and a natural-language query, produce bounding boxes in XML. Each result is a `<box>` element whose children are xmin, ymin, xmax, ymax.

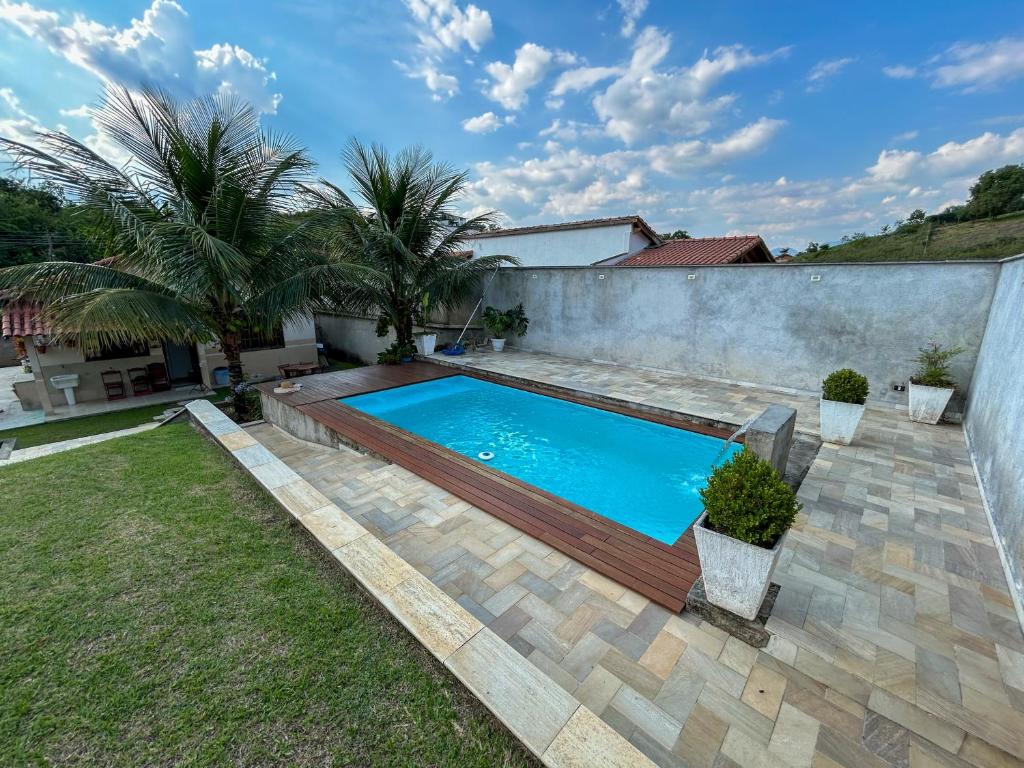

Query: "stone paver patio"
<box><xmin>250</xmin><ymin>350</ymin><xmax>1024</xmax><ymax>768</ymax></box>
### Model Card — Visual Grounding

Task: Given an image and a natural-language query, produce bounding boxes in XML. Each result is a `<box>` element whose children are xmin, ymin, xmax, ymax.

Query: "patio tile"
<box><xmin>543</xmin><ymin>706</ymin><xmax>658</xmax><ymax>768</ymax></box>
<box><xmin>337</xmin><ymin>534</ymin><xmax>420</xmax><ymax>597</ymax></box>
<box><xmin>446</xmin><ymin>629</ymin><xmax>579</xmax><ymax>754</ymax></box>
<box><xmin>741</xmin><ymin>663</ymin><xmax>788</xmax><ymax>720</ymax></box>
<box><xmin>245</xmin><ymin>351</ymin><xmax>1024</xmax><ymax>768</ymax></box>
<box><xmin>377</xmin><ymin>571</ymin><xmax>483</xmax><ymax>660</ymax></box>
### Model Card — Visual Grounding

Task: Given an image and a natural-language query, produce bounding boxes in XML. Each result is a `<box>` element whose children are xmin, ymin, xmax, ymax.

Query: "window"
<box><xmin>240</xmin><ymin>324</ymin><xmax>285</xmax><ymax>352</ymax></box>
<box><xmin>85</xmin><ymin>340</ymin><xmax>150</xmax><ymax>362</ymax></box>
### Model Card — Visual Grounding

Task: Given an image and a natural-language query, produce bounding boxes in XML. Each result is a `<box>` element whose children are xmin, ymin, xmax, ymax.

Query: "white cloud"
<box><xmin>550</xmin><ymin>65</ymin><xmax>623</xmax><ymax>97</ymax></box>
<box><xmin>0</xmin><ymin>0</ymin><xmax>282</xmax><ymax>113</ymax></box>
<box><xmin>806</xmin><ymin>57</ymin><xmax>854</xmax><ymax>91</ymax></box>
<box><xmin>617</xmin><ymin>0</ymin><xmax>648</xmax><ymax>37</ymax></box>
<box><xmin>403</xmin><ymin>0</ymin><xmax>492</xmax><ymax>53</ymax></box>
<box><xmin>883</xmin><ymin>64</ymin><xmax>917</xmax><ymax>79</ymax></box>
<box><xmin>58</xmin><ymin>104</ymin><xmax>91</xmax><ymax>118</ymax></box>
<box><xmin>646</xmin><ymin>118</ymin><xmax>785</xmax><ymax>174</ymax></box>
<box><xmin>592</xmin><ymin>28</ymin><xmax>789</xmax><ymax>144</ymax></box>
<box><xmin>462</xmin><ymin>111</ymin><xmax>513</xmax><ymax>133</ymax></box>
<box><xmin>891</xmin><ymin>129</ymin><xmax>919</xmax><ymax>143</ymax></box>
<box><xmin>867</xmin><ymin>128</ymin><xmax>1024</xmax><ymax>182</ymax></box>
<box><xmin>395</xmin><ymin>59</ymin><xmax>459</xmax><ymax>100</ymax></box>
<box><xmin>930</xmin><ymin>37</ymin><xmax>1024</xmax><ymax>91</ymax></box>
<box><xmin>397</xmin><ymin>0</ymin><xmax>492</xmax><ymax>99</ymax></box>
<box><xmin>484</xmin><ymin>43</ymin><xmax>555</xmax><ymax>109</ymax></box>
<box><xmin>538</xmin><ymin>118</ymin><xmax>603</xmax><ymax>142</ymax></box>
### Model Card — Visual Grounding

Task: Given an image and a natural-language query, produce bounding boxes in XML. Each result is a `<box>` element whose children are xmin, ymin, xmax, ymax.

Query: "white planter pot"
<box><xmin>491</xmin><ymin>338</ymin><xmax>506</xmax><ymax>352</ymax></box>
<box><xmin>415</xmin><ymin>333</ymin><xmax>437</xmax><ymax>356</ymax></box>
<box><xmin>693</xmin><ymin>512</ymin><xmax>786</xmax><ymax>620</ymax></box>
<box><xmin>908</xmin><ymin>382</ymin><xmax>954</xmax><ymax>424</ymax></box>
<box><xmin>819</xmin><ymin>398</ymin><xmax>865</xmax><ymax>445</ymax></box>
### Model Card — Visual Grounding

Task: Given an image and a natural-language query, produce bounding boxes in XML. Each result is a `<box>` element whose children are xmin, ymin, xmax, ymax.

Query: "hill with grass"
<box><xmin>793</xmin><ymin>210</ymin><xmax>1024</xmax><ymax>263</ymax></box>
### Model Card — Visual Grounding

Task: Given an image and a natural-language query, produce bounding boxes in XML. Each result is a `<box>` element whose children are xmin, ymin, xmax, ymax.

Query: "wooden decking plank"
<box><xmin>301</xmin><ymin>400</ymin><xmax>694</xmax><ymax>604</ymax></box>
<box><xmin>269</xmin><ymin>362</ymin><xmax>708</xmax><ymax>610</ymax></box>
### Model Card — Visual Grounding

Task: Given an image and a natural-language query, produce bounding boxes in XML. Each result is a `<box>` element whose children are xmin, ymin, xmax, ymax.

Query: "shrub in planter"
<box><xmin>908</xmin><ymin>342</ymin><xmax>963</xmax><ymax>424</ymax></box>
<box><xmin>694</xmin><ymin>448</ymin><xmax>801</xmax><ymax>618</ymax></box>
<box><xmin>482</xmin><ymin>304</ymin><xmax>529</xmax><ymax>351</ymax></box>
<box><xmin>819</xmin><ymin>368</ymin><xmax>868</xmax><ymax>445</ymax></box>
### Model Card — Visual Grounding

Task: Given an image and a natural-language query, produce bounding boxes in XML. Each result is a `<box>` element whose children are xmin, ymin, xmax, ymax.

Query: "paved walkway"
<box><xmin>252</xmin><ymin>351</ymin><xmax>1024</xmax><ymax>768</ymax></box>
<box><xmin>1</xmin><ymin>423</ymin><xmax>159</xmax><ymax>465</ymax></box>
<box><xmin>0</xmin><ymin>365</ymin><xmax>44</xmax><ymax>430</ymax></box>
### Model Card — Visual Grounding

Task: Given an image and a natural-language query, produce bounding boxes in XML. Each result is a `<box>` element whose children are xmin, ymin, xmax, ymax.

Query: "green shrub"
<box><xmin>482</xmin><ymin>304</ymin><xmax>529</xmax><ymax>338</ymax></box>
<box><xmin>699</xmin><ymin>448</ymin><xmax>801</xmax><ymax>548</ymax></box>
<box><xmin>821</xmin><ymin>368</ymin><xmax>869</xmax><ymax>404</ymax></box>
<box><xmin>377</xmin><ymin>341</ymin><xmax>416</xmax><ymax>365</ymax></box>
<box><xmin>911</xmin><ymin>342</ymin><xmax>963</xmax><ymax>388</ymax></box>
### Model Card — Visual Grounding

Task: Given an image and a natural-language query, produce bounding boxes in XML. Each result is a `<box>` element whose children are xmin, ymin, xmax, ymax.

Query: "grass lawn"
<box><xmin>0</xmin><ymin>424</ymin><xmax>534</xmax><ymax>767</ymax></box>
<box><xmin>0</xmin><ymin>389</ymin><xmax>230</xmax><ymax>449</ymax></box>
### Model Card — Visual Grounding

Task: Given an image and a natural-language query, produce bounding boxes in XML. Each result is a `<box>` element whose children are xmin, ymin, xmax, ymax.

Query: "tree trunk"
<box><xmin>220</xmin><ymin>331</ymin><xmax>244</xmax><ymax>388</ymax></box>
<box><xmin>395</xmin><ymin>309</ymin><xmax>414</xmax><ymax>349</ymax></box>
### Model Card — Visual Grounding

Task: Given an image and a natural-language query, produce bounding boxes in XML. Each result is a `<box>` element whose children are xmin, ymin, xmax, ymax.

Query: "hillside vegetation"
<box><xmin>794</xmin><ymin>210</ymin><xmax>1024</xmax><ymax>263</ymax></box>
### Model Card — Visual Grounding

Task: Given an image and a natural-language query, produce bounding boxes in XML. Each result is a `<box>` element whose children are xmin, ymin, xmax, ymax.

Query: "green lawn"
<box><xmin>0</xmin><ymin>389</ymin><xmax>230</xmax><ymax>449</ymax></box>
<box><xmin>0</xmin><ymin>424</ymin><xmax>534</xmax><ymax>767</ymax></box>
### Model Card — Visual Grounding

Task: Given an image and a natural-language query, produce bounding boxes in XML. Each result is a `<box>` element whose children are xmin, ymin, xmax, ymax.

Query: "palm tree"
<box><xmin>0</xmin><ymin>87</ymin><xmax>358</xmax><ymax>398</ymax></box>
<box><xmin>297</xmin><ymin>140</ymin><xmax>515</xmax><ymax>350</ymax></box>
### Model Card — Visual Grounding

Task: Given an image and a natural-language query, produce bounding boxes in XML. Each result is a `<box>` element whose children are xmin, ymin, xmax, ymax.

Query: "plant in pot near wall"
<box><xmin>908</xmin><ymin>342</ymin><xmax>963</xmax><ymax>424</ymax></box>
<box><xmin>819</xmin><ymin>368</ymin><xmax>869</xmax><ymax>445</ymax></box>
<box><xmin>482</xmin><ymin>303</ymin><xmax>529</xmax><ymax>352</ymax></box>
<box><xmin>694</xmin><ymin>448</ymin><xmax>801</xmax><ymax>620</ymax></box>
<box><xmin>414</xmin><ymin>293</ymin><xmax>438</xmax><ymax>356</ymax></box>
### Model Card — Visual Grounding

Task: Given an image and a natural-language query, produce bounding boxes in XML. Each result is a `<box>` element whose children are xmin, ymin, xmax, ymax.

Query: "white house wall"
<box><xmin>197</xmin><ymin>315</ymin><xmax>318</xmax><ymax>387</ymax></box>
<box><xmin>469</xmin><ymin>224</ymin><xmax>645</xmax><ymax>267</ymax></box>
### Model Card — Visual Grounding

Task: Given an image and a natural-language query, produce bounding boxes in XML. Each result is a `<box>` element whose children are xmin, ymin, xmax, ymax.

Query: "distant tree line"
<box><xmin>0</xmin><ymin>177</ymin><xmax>103</xmax><ymax>268</ymax></box>
<box><xmin>797</xmin><ymin>165</ymin><xmax>1024</xmax><ymax>256</ymax></box>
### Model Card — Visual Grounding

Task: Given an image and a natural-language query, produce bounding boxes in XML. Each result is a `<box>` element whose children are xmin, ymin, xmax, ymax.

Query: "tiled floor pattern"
<box><xmin>250</xmin><ymin>351</ymin><xmax>1024</xmax><ymax>768</ymax></box>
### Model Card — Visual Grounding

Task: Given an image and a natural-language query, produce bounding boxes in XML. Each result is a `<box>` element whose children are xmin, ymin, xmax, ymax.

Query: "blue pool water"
<box><xmin>341</xmin><ymin>375</ymin><xmax>739</xmax><ymax>545</ymax></box>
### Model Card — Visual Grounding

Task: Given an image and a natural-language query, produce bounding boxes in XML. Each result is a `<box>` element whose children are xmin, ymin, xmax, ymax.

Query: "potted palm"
<box><xmin>908</xmin><ymin>342</ymin><xmax>963</xmax><ymax>424</ymax></box>
<box><xmin>414</xmin><ymin>293</ymin><xmax>437</xmax><ymax>356</ymax></box>
<box><xmin>694</xmin><ymin>448</ymin><xmax>801</xmax><ymax>619</ymax></box>
<box><xmin>482</xmin><ymin>304</ymin><xmax>528</xmax><ymax>352</ymax></box>
<box><xmin>819</xmin><ymin>368</ymin><xmax>869</xmax><ymax>445</ymax></box>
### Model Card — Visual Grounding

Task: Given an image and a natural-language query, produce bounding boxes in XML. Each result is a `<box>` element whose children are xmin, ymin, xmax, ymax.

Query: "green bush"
<box><xmin>821</xmin><ymin>368</ymin><xmax>869</xmax><ymax>404</ymax></box>
<box><xmin>482</xmin><ymin>304</ymin><xmax>529</xmax><ymax>338</ymax></box>
<box><xmin>699</xmin><ymin>448</ymin><xmax>801</xmax><ymax>548</ymax></box>
<box><xmin>911</xmin><ymin>342</ymin><xmax>963</xmax><ymax>388</ymax></box>
<box><xmin>376</xmin><ymin>341</ymin><xmax>414</xmax><ymax>365</ymax></box>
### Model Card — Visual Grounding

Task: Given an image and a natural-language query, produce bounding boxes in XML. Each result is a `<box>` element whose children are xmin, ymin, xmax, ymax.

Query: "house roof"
<box><xmin>1</xmin><ymin>302</ymin><xmax>51</xmax><ymax>339</ymax></box>
<box><xmin>617</xmin><ymin>235</ymin><xmax>774</xmax><ymax>266</ymax></box>
<box><xmin>471</xmin><ymin>215</ymin><xmax>659</xmax><ymax>244</ymax></box>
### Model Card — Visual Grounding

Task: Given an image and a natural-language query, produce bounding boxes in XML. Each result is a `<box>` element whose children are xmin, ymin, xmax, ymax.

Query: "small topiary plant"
<box><xmin>699</xmin><ymin>448</ymin><xmax>801</xmax><ymax>548</ymax></box>
<box><xmin>822</xmin><ymin>368</ymin><xmax>869</xmax><ymax>405</ymax></box>
<box><xmin>482</xmin><ymin>304</ymin><xmax>529</xmax><ymax>338</ymax></box>
<box><xmin>911</xmin><ymin>342</ymin><xmax>963</xmax><ymax>388</ymax></box>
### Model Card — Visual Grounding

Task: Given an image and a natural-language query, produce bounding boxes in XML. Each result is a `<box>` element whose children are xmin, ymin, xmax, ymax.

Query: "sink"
<box><xmin>49</xmin><ymin>373</ymin><xmax>80</xmax><ymax>406</ymax></box>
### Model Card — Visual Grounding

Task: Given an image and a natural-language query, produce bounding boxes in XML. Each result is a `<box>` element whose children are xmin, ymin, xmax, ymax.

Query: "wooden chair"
<box><xmin>147</xmin><ymin>362</ymin><xmax>171</xmax><ymax>392</ymax></box>
<box><xmin>101</xmin><ymin>369</ymin><xmax>126</xmax><ymax>401</ymax></box>
<box><xmin>127</xmin><ymin>367</ymin><xmax>151</xmax><ymax>396</ymax></box>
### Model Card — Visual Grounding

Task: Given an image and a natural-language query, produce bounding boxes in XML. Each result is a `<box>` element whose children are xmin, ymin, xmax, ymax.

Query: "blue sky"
<box><xmin>1</xmin><ymin>0</ymin><xmax>1023</xmax><ymax>249</ymax></box>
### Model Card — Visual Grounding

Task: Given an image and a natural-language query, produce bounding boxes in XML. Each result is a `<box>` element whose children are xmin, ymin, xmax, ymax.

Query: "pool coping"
<box><xmin>184</xmin><ymin>398</ymin><xmax>657</xmax><ymax>768</ymax></box>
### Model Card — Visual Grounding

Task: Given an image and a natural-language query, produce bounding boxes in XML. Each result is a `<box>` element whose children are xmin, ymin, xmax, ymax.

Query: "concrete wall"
<box><xmin>315</xmin><ymin>313</ymin><xmax>395</xmax><ymax>364</ymax></box>
<box><xmin>484</xmin><ymin>261</ymin><xmax>1001</xmax><ymax>407</ymax></box>
<box><xmin>468</xmin><ymin>223</ymin><xmax>645</xmax><ymax>267</ymax></box>
<box><xmin>965</xmin><ymin>255</ymin><xmax>1024</xmax><ymax>621</ymax></box>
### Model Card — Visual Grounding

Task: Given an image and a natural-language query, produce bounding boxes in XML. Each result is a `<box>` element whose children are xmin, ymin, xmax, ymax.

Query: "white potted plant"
<box><xmin>694</xmin><ymin>448</ymin><xmax>801</xmax><ymax>620</ymax></box>
<box><xmin>819</xmin><ymin>368</ymin><xmax>869</xmax><ymax>445</ymax></box>
<box><xmin>908</xmin><ymin>342</ymin><xmax>963</xmax><ymax>424</ymax></box>
<box><xmin>481</xmin><ymin>303</ymin><xmax>528</xmax><ymax>352</ymax></box>
<box><xmin>414</xmin><ymin>293</ymin><xmax>437</xmax><ymax>356</ymax></box>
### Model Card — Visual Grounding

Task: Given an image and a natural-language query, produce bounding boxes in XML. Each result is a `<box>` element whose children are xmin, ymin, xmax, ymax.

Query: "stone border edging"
<box><xmin>184</xmin><ymin>399</ymin><xmax>655</xmax><ymax>768</ymax></box>
<box><xmin>0</xmin><ymin>423</ymin><xmax>159</xmax><ymax>465</ymax></box>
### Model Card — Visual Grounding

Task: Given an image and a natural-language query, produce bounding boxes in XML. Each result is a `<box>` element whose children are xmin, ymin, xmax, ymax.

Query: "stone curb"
<box><xmin>185</xmin><ymin>399</ymin><xmax>655</xmax><ymax>768</ymax></box>
<box><xmin>0</xmin><ymin>423</ymin><xmax>159</xmax><ymax>465</ymax></box>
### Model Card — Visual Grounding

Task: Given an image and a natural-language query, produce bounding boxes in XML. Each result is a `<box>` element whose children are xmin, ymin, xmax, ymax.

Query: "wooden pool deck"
<box><xmin>257</xmin><ymin>363</ymin><xmax>727</xmax><ymax>611</ymax></box>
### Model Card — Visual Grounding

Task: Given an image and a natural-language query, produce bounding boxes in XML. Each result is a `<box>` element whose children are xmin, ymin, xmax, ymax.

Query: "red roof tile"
<box><xmin>617</xmin><ymin>236</ymin><xmax>773</xmax><ymax>266</ymax></box>
<box><xmin>1</xmin><ymin>302</ymin><xmax>52</xmax><ymax>338</ymax></box>
<box><xmin>472</xmin><ymin>215</ymin><xmax>659</xmax><ymax>244</ymax></box>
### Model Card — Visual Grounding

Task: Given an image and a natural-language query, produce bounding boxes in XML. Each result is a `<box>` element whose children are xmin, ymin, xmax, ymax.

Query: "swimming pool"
<box><xmin>341</xmin><ymin>375</ymin><xmax>739</xmax><ymax>545</ymax></box>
